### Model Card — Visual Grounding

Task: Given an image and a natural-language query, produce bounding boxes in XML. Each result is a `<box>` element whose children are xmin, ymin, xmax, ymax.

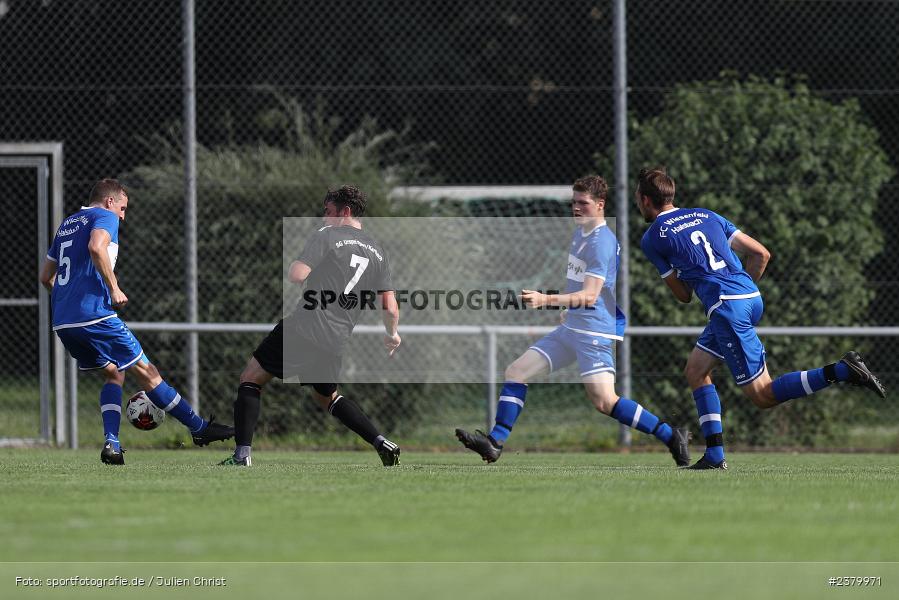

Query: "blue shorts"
<box><xmin>55</xmin><ymin>317</ymin><xmax>146</xmax><ymax>371</ymax></box>
<box><xmin>529</xmin><ymin>325</ymin><xmax>616</xmax><ymax>377</ymax></box>
<box><xmin>696</xmin><ymin>296</ymin><xmax>767</xmax><ymax>386</ymax></box>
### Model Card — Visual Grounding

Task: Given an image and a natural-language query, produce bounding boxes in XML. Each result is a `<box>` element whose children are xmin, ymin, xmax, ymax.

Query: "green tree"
<box><xmin>598</xmin><ymin>75</ymin><xmax>894</xmax><ymax>446</ymax></box>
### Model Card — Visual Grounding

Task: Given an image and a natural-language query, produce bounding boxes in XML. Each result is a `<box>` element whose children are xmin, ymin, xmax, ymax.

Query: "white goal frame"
<box><xmin>0</xmin><ymin>142</ymin><xmax>66</xmax><ymax>447</ymax></box>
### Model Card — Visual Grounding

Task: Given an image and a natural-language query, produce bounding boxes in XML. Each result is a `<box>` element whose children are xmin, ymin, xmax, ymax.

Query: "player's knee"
<box><xmin>130</xmin><ymin>360</ymin><xmax>160</xmax><ymax>390</ymax></box>
<box><xmin>583</xmin><ymin>383</ymin><xmax>618</xmax><ymax>415</ymax></box>
<box><xmin>504</xmin><ymin>362</ymin><xmax>528</xmax><ymax>383</ymax></box>
<box><xmin>240</xmin><ymin>358</ymin><xmax>272</xmax><ymax>386</ymax></box>
<box><xmin>684</xmin><ymin>364</ymin><xmax>707</xmax><ymax>389</ymax></box>
<box><xmin>744</xmin><ymin>386</ymin><xmax>777</xmax><ymax>409</ymax></box>
<box><xmin>239</xmin><ymin>364</ymin><xmax>262</xmax><ymax>385</ymax></box>
<box><xmin>312</xmin><ymin>382</ymin><xmax>337</xmax><ymax>397</ymax></box>
<box><xmin>590</xmin><ymin>394</ymin><xmax>617</xmax><ymax>415</ymax></box>
<box><xmin>102</xmin><ymin>364</ymin><xmax>124</xmax><ymax>385</ymax></box>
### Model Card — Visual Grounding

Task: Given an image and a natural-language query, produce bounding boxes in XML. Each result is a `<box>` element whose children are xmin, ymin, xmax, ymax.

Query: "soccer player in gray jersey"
<box><xmin>220</xmin><ymin>186</ymin><xmax>402</xmax><ymax>467</ymax></box>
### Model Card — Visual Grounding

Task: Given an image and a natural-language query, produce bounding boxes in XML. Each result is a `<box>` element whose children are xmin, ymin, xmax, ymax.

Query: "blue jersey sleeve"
<box><xmin>584</xmin><ymin>237</ymin><xmax>613</xmax><ymax>280</ymax></box>
<box><xmin>712</xmin><ymin>212</ymin><xmax>741</xmax><ymax>245</ymax></box>
<box><xmin>641</xmin><ymin>231</ymin><xmax>674</xmax><ymax>278</ymax></box>
<box><xmin>47</xmin><ymin>232</ymin><xmax>60</xmax><ymax>262</ymax></box>
<box><xmin>92</xmin><ymin>210</ymin><xmax>119</xmax><ymax>239</ymax></box>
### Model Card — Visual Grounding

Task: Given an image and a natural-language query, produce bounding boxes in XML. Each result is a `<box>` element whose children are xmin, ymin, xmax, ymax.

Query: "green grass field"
<box><xmin>2</xmin><ymin>449</ymin><xmax>897</xmax><ymax>599</ymax></box>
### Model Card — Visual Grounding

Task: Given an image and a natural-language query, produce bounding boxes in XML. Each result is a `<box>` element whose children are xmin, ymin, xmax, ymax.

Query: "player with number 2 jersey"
<box><xmin>635</xmin><ymin>167</ymin><xmax>885</xmax><ymax>470</ymax></box>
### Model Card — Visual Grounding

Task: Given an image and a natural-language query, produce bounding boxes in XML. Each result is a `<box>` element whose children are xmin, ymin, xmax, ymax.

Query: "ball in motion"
<box><xmin>125</xmin><ymin>391</ymin><xmax>165</xmax><ymax>431</ymax></box>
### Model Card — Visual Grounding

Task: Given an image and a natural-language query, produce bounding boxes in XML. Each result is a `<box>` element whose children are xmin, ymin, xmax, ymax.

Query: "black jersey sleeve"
<box><xmin>296</xmin><ymin>227</ymin><xmax>331</xmax><ymax>269</ymax></box>
<box><xmin>376</xmin><ymin>253</ymin><xmax>394</xmax><ymax>292</ymax></box>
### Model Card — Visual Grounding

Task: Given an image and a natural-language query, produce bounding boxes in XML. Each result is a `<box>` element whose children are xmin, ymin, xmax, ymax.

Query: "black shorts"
<box><xmin>252</xmin><ymin>319</ymin><xmax>342</xmax><ymax>385</ymax></box>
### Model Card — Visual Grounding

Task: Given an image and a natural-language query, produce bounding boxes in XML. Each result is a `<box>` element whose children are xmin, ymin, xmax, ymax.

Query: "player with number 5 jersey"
<box><xmin>40</xmin><ymin>179</ymin><xmax>234</xmax><ymax>465</ymax></box>
<box><xmin>220</xmin><ymin>185</ymin><xmax>402</xmax><ymax>467</ymax></box>
<box><xmin>636</xmin><ymin>167</ymin><xmax>886</xmax><ymax>470</ymax></box>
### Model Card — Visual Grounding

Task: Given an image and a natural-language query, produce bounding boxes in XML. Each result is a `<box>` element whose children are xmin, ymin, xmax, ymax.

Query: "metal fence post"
<box><xmin>183</xmin><ymin>0</ymin><xmax>200</xmax><ymax>411</ymax></box>
<box><xmin>67</xmin><ymin>356</ymin><xmax>78</xmax><ymax>449</ymax></box>
<box><xmin>486</xmin><ymin>328</ymin><xmax>497</xmax><ymax>431</ymax></box>
<box><xmin>613</xmin><ymin>0</ymin><xmax>632</xmax><ymax>448</ymax></box>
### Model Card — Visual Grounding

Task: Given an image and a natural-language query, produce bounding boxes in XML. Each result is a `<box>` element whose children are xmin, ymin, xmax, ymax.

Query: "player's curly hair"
<box><xmin>89</xmin><ymin>178</ymin><xmax>128</xmax><ymax>205</ymax></box>
<box><xmin>637</xmin><ymin>167</ymin><xmax>675</xmax><ymax>209</ymax></box>
<box><xmin>572</xmin><ymin>175</ymin><xmax>608</xmax><ymax>201</ymax></box>
<box><xmin>325</xmin><ymin>185</ymin><xmax>367</xmax><ymax>217</ymax></box>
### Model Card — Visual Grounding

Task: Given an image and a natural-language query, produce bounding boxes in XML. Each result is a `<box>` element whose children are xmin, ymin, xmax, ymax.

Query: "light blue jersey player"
<box><xmin>455</xmin><ymin>175</ymin><xmax>691</xmax><ymax>467</ymax></box>
<box><xmin>635</xmin><ymin>167</ymin><xmax>885</xmax><ymax>470</ymax></box>
<box><xmin>39</xmin><ymin>179</ymin><xmax>234</xmax><ymax>464</ymax></box>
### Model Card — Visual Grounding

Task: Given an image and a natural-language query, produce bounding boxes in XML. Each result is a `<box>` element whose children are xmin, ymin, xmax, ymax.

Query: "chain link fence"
<box><xmin>1</xmin><ymin>0</ymin><xmax>897</xmax><ymax>450</ymax></box>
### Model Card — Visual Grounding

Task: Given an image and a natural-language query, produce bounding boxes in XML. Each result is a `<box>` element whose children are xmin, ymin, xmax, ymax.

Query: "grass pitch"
<box><xmin>2</xmin><ymin>449</ymin><xmax>897</xmax><ymax>599</ymax></box>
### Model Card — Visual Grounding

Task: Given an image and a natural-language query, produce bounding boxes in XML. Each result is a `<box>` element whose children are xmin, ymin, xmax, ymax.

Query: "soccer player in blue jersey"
<box><xmin>38</xmin><ymin>179</ymin><xmax>234</xmax><ymax>465</ymax></box>
<box><xmin>635</xmin><ymin>167</ymin><xmax>886</xmax><ymax>470</ymax></box>
<box><xmin>455</xmin><ymin>175</ymin><xmax>690</xmax><ymax>466</ymax></box>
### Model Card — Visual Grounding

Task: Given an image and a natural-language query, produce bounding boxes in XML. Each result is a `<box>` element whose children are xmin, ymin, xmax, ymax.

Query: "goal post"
<box><xmin>0</xmin><ymin>142</ymin><xmax>66</xmax><ymax>447</ymax></box>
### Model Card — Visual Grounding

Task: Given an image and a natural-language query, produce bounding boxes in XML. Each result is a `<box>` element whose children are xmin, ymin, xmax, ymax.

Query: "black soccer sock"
<box><xmin>234</xmin><ymin>382</ymin><xmax>262</xmax><ymax>447</ymax></box>
<box><xmin>327</xmin><ymin>395</ymin><xmax>380</xmax><ymax>445</ymax></box>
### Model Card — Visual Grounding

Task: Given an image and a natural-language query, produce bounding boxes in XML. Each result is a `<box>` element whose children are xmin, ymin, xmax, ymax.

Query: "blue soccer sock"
<box><xmin>771</xmin><ymin>362</ymin><xmax>850</xmax><ymax>403</ymax></box>
<box><xmin>693</xmin><ymin>384</ymin><xmax>725</xmax><ymax>464</ymax></box>
<box><xmin>100</xmin><ymin>383</ymin><xmax>122</xmax><ymax>451</ymax></box>
<box><xmin>489</xmin><ymin>382</ymin><xmax>527</xmax><ymax>444</ymax></box>
<box><xmin>146</xmin><ymin>381</ymin><xmax>207</xmax><ymax>433</ymax></box>
<box><xmin>610</xmin><ymin>398</ymin><xmax>673</xmax><ymax>445</ymax></box>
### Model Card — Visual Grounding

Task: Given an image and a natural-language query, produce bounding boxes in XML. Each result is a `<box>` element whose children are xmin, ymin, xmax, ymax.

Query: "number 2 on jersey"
<box><xmin>690</xmin><ymin>231</ymin><xmax>726</xmax><ymax>270</ymax></box>
<box><xmin>344</xmin><ymin>254</ymin><xmax>370</xmax><ymax>294</ymax></box>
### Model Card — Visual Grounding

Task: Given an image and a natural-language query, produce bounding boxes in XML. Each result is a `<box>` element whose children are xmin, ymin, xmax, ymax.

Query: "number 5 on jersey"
<box><xmin>57</xmin><ymin>240</ymin><xmax>74</xmax><ymax>286</ymax></box>
<box><xmin>345</xmin><ymin>254</ymin><xmax>370</xmax><ymax>294</ymax></box>
<box><xmin>690</xmin><ymin>230</ymin><xmax>726</xmax><ymax>270</ymax></box>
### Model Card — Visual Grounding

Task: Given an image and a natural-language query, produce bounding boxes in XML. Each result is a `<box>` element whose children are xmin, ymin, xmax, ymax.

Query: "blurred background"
<box><xmin>1</xmin><ymin>0</ymin><xmax>897</xmax><ymax>452</ymax></box>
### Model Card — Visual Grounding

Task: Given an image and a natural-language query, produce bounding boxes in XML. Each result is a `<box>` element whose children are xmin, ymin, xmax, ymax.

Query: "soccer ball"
<box><xmin>126</xmin><ymin>391</ymin><xmax>165</xmax><ymax>431</ymax></box>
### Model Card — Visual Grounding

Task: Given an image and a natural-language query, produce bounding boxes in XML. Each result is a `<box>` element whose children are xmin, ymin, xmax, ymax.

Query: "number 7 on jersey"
<box><xmin>344</xmin><ymin>254</ymin><xmax>370</xmax><ymax>294</ymax></box>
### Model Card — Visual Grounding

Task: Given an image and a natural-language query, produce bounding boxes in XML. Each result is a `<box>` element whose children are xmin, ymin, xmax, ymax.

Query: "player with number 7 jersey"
<box><xmin>636</xmin><ymin>167</ymin><xmax>885</xmax><ymax>470</ymax></box>
<box><xmin>290</xmin><ymin>221</ymin><xmax>392</xmax><ymax>353</ymax></box>
<box><xmin>220</xmin><ymin>185</ymin><xmax>402</xmax><ymax>468</ymax></box>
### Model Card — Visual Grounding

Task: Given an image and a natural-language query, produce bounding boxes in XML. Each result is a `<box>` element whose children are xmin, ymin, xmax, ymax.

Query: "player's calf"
<box><xmin>770</xmin><ymin>351</ymin><xmax>886</xmax><ymax>404</ymax></box>
<box><xmin>740</xmin><ymin>378</ymin><xmax>778</xmax><ymax>409</ymax></box>
<box><xmin>608</xmin><ymin>397</ymin><xmax>686</xmax><ymax>465</ymax></box>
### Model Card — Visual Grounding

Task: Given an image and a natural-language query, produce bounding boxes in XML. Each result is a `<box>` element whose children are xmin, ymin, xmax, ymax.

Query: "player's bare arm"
<box><xmin>380</xmin><ymin>290</ymin><xmax>401</xmax><ymax>356</ymax></box>
<box><xmin>522</xmin><ymin>275</ymin><xmax>602</xmax><ymax>309</ymax></box>
<box><xmin>38</xmin><ymin>257</ymin><xmax>57</xmax><ymax>292</ymax></box>
<box><xmin>288</xmin><ymin>260</ymin><xmax>312</xmax><ymax>283</ymax></box>
<box><xmin>662</xmin><ymin>272</ymin><xmax>692</xmax><ymax>303</ymax></box>
<box><xmin>88</xmin><ymin>228</ymin><xmax>127</xmax><ymax>308</ymax></box>
<box><xmin>730</xmin><ymin>232</ymin><xmax>771</xmax><ymax>281</ymax></box>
